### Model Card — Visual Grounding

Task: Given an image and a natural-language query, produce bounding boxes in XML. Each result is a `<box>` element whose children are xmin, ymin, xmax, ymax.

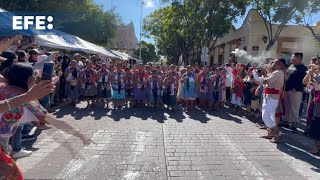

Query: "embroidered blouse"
<box><xmin>0</xmin><ymin>86</ymin><xmax>47</xmax><ymax>137</ymax></box>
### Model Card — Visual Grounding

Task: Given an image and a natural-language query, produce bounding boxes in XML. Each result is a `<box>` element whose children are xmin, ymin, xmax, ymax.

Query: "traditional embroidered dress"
<box><xmin>231</xmin><ymin>75</ymin><xmax>244</xmax><ymax>106</ymax></box>
<box><xmin>163</xmin><ymin>78</ymin><xmax>177</xmax><ymax>106</ymax></box>
<box><xmin>0</xmin><ymin>85</ymin><xmax>47</xmax><ymax>180</ymax></box>
<box><xmin>182</xmin><ymin>73</ymin><xmax>196</xmax><ymax>100</ymax></box>
<box><xmin>81</xmin><ymin>69</ymin><xmax>97</xmax><ymax>97</ymax></box>
<box><xmin>243</xmin><ymin>76</ymin><xmax>255</xmax><ymax>106</ymax></box>
<box><xmin>65</xmin><ymin>67</ymin><xmax>81</xmax><ymax>99</ymax></box>
<box><xmin>134</xmin><ymin>71</ymin><xmax>148</xmax><ymax>100</ymax></box>
<box><xmin>97</xmin><ymin>70</ymin><xmax>111</xmax><ymax>99</ymax></box>
<box><xmin>125</xmin><ymin>72</ymin><xmax>135</xmax><ymax>99</ymax></box>
<box><xmin>198</xmin><ymin>72</ymin><xmax>211</xmax><ymax>101</ymax></box>
<box><xmin>148</xmin><ymin>77</ymin><xmax>161</xmax><ymax>104</ymax></box>
<box><xmin>307</xmin><ymin>82</ymin><xmax>320</xmax><ymax>140</ymax></box>
<box><xmin>211</xmin><ymin>75</ymin><xmax>223</xmax><ymax>102</ymax></box>
<box><xmin>111</xmin><ymin>71</ymin><xmax>125</xmax><ymax>99</ymax></box>
<box><xmin>220</xmin><ymin>76</ymin><xmax>226</xmax><ymax>102</ymax></box>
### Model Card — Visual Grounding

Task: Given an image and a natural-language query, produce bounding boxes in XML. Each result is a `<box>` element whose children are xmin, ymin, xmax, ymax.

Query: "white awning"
<box><xmin>35</xmin><ymin>30</ymin><xmax>118</xmax><ymax>58</ymax></box>
<box><xmin>110</xmin><ymin>50</ymin><xmax>137</xmax><ymax>61</ymax></box>
<box><xmin>0</xmin><ymin>8</ymin><xmax>118</xmax><ymax>57</ymax></box>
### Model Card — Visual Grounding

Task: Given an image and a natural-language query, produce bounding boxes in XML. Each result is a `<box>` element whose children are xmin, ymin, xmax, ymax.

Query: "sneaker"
<box><xmin>21</xmin><ymin>134</ymin><xmax>37</xmax><ymax>142</ymax></box>
<box><xmin>12</xmin><ymin>150</ymin><xmax>32</xmax><ymax>159</ymax></box>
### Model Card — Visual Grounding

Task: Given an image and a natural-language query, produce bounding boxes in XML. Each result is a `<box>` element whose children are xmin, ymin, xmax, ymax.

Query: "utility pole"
<box><xmin>139</xmin><ymin>1</ymin><xmax>144</xmax><ymax>64</ymax></box>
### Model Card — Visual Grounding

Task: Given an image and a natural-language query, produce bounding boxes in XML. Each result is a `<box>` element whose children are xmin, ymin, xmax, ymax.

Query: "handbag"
<box><xmin>251</xmin><ymin>99</ymin><xmax>259</xmax><ymax>109</ymax></box>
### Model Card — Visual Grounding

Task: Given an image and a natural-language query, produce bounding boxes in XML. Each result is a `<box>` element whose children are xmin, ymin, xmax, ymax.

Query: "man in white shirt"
<box><xmin>224</xmin><ymin>63</ymin><xmax>234</xmax><ymax>101</ymax></box>
<box><xmin>253</xmin><ymin>59</ymin><xmax>285</xmax><ymax>143</ymax></box>
<box><xmin>74</xmin><ymin>53</ymin><xmax>84</xmax><ymax>69</ymax></box>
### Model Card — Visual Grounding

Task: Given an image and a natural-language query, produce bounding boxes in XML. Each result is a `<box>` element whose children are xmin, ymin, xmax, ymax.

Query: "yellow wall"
<box><xmin>212</xmin><ymin>9</ymin><xmax>320</xmax><ymax>65</ymax></box>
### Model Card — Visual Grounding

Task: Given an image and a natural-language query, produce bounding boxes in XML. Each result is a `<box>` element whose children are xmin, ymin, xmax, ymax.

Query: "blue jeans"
<box><xmin>11</xmin><ymin>126</ymin><xmax>22</xmax><ymax>152</ymax></box>
<box><xmin>11</xmin><ymin>125</ymin><xmax>32</xmax><ymax>152</ymax></box>
<box><xmin>39</xmin><ymin>95</ymin><xmax>51</xmax><ymax>110</ymax></box>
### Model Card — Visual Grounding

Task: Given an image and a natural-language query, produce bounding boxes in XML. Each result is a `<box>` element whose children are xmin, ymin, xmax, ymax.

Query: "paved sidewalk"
<box><xmin>16</xmin><ymin>103</ymin><xmax>320</xmax><ymax>180</ymax></box>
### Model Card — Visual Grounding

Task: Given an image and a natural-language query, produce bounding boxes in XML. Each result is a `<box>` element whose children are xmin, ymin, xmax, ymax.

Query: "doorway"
<box><xmin>218</xmin><ymin>55</ymin><xmax>223</xmax><ymax>64</ymax></box>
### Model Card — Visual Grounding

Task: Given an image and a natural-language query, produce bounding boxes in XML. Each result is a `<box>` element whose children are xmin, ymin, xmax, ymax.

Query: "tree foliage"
<box><xmin>291</xmin><ymin>0</ymin><xmax>320</xmax><ymax>44</ymax></box>
<box><xmin>0</xmin><ymin>0</ymin><xmax>120</xmax><ymax>46</ymax></box>
<box><xmin>254</xmin><ymin>0</ymin><xmax>320</xmax><ymax>50</ymax></box>
<box><xmin>144</xmin><ymin>0</ymin><xmax>249</xmax><ymax>65</ymax></box>
<box><xmin>133</xmin><ymin>41</ymin><xmax>159</xmax><ymax>64</ymax></box>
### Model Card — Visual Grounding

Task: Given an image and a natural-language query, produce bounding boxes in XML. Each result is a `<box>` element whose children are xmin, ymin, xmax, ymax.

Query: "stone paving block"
<box><xmin>182</xmin><ymin>171</ymin><xmax>199</xmax><ymax>177</ymax></box>
<box><xmin>179</xmin><ymin>160</ymin><xmax>192</xmax><ymax>165</ymax></box>
<box><xmin>167</xmin><ymin>157</ymin><xmax>180</xmax><ymax>161</ymax></box>
<box><xmin>167</xmin><ymin>166</ymin><xmax>178</xmax><ymax>171</ymax></box>
<box><xmin>169</xmin><ymin>171</ymin><xmax>185</xmax><ymax>177</ymax></box>
<box><xmin>225</xmin><ymin>175</ymin><xmax>248</xmax><ymax>180</ymax></box>
<box><xmin>169</xmin><ymin>177</ymin><xmax>202</xmax><ymax>180</ymax></box>
<box><xmin>177</xmin><ymin>165</ymin><xmax>192</xmax><ymax>171</ymax></box>
<box><xmin>168</xmin><ymin>161</ymin><xmax>179</xmax><ymax>166</ymax></box>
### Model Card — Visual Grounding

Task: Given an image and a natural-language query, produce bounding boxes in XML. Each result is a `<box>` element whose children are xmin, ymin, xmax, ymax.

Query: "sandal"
<box><xmin>270</xmin><ymin>127</ymin><xmax>281</xmax><ymax>143</ymax></box>
<box><xmin>260</xmin><ymin>129</ymin><xmax>274</xmax><ymax>139</ymax></box>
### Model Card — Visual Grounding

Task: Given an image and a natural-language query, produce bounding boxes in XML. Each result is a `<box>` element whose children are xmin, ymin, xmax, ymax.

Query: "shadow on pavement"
<box><xmin>52</xmin><ymin>103</ymin><xmax>247</xmax><ymax>124</ymax></box>
<box><xmin>276</xmin><ymin>128</ymin><xmax>320</xmax><ymax>173</ymax></box>
<box><xmin>22</xmin><ymin>115</ymin><xmax>96</xmax><ymax>159</ymax></box>
<box><xmin>164</xmin><ymin>107</ymin><xmax>185</xmax><ymax>122</ymax></box>
<box><xmin>204</xmin><ymin>107</ymin><xmax>243</xmax><ymax>124</ymax></box>
<box><xmin>184</xmin><ymin>108</ymin><xmax>210</xmax><ymax>123</ymax></box>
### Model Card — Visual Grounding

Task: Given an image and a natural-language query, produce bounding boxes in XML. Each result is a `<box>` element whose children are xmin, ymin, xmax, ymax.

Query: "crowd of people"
<box><xmin>0</xmin><ymin>35</ymin><xmax>320</xmax><ymax>179</ymax></box>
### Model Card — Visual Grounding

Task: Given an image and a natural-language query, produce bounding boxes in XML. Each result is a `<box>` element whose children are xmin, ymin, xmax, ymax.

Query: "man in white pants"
<box><xmin>253</xmin><ymin>59</ymin><xmax>285</xmax><ymax>143</ymax></box>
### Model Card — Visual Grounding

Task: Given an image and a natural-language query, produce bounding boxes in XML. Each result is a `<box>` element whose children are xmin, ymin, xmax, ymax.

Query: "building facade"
<box><xmin>208</xmin><ymin>9</ymin><xmax>320</xmax><ymax>66</ymax></box>
<box><xmin>110</xmin><ymin>22</ymin><xmax>139</xmax><ymax>56</ymax></box>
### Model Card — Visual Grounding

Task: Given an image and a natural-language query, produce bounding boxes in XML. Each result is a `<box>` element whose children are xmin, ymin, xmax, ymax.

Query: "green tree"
<box><xmin>291</xmin><ymin>0</ymin><xmax>320</xmax><ymax>44</ymax></box>
<box><xmin>144</xmin><ymin>6</ymin><xmax>185</xmax><ymax>65</ymax></box>
<box><xmin>253</xmin><ymin>0</ymin><xmax>320</xmax><ymax>50</ymax></box>
<box><xmin>0</xmin><ymin>0</ymin><xmax>120</xmax><ymax>46</ymax></box>
<box><xmin>133</xmin><ymin>41</ymin><xmax>159</xmax><ymax>64</ymax></box>
<box><xmin>144</xmin><ymin>0</ymin><xmax>249</xmax><ymax>65</ymax></box>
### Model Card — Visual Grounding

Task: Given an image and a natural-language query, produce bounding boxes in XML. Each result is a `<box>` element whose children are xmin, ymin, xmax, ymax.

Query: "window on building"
<box><xmin>218</xmin><ymin>55</ymin><xmax>223</xmax><ymax>64</ymax></box>
<box><xmin>252</xmin><ymin>46</ymin><xmax>259</xmax><ymax>51</ymax></box>
<box><xmin>210</xmin><ymin>56</ymin><xmax>214</xmax><ymax>66</ymax></box>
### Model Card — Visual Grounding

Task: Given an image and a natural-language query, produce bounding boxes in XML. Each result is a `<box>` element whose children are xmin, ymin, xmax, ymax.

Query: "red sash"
<box><xmin>263</xmin><ymin>87</ymin><xmax>280</xmax><ymax>94</ymax></box>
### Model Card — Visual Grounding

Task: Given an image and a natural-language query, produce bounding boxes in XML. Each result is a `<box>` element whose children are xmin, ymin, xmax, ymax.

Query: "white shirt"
<box><xmin>77</xmin><ymin>61</ymin><xmax>84</xmax><ymax>69</ymax></box>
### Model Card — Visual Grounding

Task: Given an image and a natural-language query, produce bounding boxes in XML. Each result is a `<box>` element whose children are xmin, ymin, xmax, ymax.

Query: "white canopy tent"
<box><xmin>110</xmin><ymin>50</ymin><xmax>142</xmax><ymax>65</ymax></box>
<box><xmin>0</xmin><ymin>8</ymin><xmax>119</xmax><ymax>58</ymax></box>
<box><xmin>35</xmin><ymin>30</ymin><xmax>118</xmax><ymax>58</ymax></box>
<box><xmin>110</xmin><ymin>50</ymin><xmax>130</xmax><ymax>60</ymax></box>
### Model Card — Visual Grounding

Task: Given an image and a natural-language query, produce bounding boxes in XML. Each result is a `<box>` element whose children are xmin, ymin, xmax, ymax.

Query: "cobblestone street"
<box><xmin>17</xmin><ymin>103</ymin><xmax>320</xmax><ymax>180</ymax></box>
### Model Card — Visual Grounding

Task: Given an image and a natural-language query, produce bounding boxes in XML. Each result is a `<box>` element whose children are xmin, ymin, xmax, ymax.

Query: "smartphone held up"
<box><xmin>42</xmin><ymin>62</ymin><xmax>54</xmax><ymax>81</ymax></box>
